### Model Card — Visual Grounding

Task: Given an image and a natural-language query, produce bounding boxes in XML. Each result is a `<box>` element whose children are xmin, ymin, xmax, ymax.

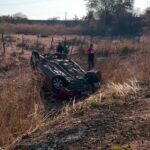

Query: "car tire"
<box><xmin>52</xmin><ymin>76</ymin><xmax>69</xmax><ymax>92</ymax></box>
<box><xmin>84</xmin><ymin>72</ymin><xmax>100</xmax><ymax>92</ymax></box>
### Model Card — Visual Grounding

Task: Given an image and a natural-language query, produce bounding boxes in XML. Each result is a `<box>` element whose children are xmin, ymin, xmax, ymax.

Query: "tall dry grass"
<box><xmin>99</xmin><ymin>53</ymin><xmax>150</xmax><ymax>83</ymax></box>
<box><xmin>0</xmin><ymin>23</ymin><xmax>84</xmax><ymax>35</ymax></box>
<box><xmin>96</xmin><ymin>36</ymin><xmax>150</xmax><ymax>83</ymax></box>
<box><xmin>15</xmin><ymin>79</ymin><xmax>140</xmax><ymax>141</ymax></box>
<box><xmin>0</xmin><ymin>65</ymin><xmax>44</xmax><ymax>148</ymax></box>
<box><xmin>0</xmin><ymin>34</ymin><xmax>150</xmax><ymax>149</ymax></box>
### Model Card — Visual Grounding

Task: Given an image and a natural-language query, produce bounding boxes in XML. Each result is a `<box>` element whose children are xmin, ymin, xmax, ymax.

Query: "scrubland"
<box><xmin>0</xmin><ymin>34</ymin><xmax>150</xmax><ymax>149</ymax></box>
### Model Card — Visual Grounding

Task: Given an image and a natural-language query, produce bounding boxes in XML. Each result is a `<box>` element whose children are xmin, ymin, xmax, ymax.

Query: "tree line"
<box><xmin>0</xmin><ymin>1</ymin><xmax>149</xmax><ymax>36</ymax></box>
<box><xmin>85</xmin><ymin>0</ymin><xmax>150</xmax><ymax>36</ymax></box>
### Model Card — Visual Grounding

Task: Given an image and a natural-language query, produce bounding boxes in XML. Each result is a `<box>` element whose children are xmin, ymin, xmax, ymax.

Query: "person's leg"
<box><xmin>88</xmin><ymin>54</ymin><xmax>91</xmax><ymax>71</ymax></box>
<box><xmin>90</xmin><ymin>53</ymin><xmax>94</xmax><ymax>68</ymax></box>
<box><xmin>92</xmin><ymin>53</ymin><xmax>95</xmax><ymax>68</ymax></box>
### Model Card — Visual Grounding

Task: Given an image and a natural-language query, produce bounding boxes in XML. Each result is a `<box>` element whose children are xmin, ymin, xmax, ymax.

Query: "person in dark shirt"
<box><xmin>86</xmin><ymin>44</ymin><xmax>95</xmax><ymax>70</ymax></box>
<box><xmin>57</xmin><ymin>42</ymin><xmax>64</xmax><ymax>53</ymax></box>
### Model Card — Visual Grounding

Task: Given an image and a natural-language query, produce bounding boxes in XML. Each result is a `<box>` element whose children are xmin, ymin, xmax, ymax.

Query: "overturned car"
<box><xmin>31</xmin><ymin>51</ymin><xmax>101</xmax><ymax>99</ymax></box>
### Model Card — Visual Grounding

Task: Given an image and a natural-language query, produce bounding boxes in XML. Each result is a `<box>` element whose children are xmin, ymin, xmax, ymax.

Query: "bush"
<box><xmin>10</xmin><ymin>52</ymin><xmax>17</xmax><ymax>57</ymax></box>
<box><xmin>0</xmin><ymin>23</ymin><xmax>85</xmax><ymax>35</ymax></box>
<box><xmin>89</xmin><ymin>99</ymin><xmax>100</xmax><ymax>108</ymax></box>
<box><xmin>120</xmin><ymin>46</ymin><xmax>135</xmax><ymax>56</ymax></box>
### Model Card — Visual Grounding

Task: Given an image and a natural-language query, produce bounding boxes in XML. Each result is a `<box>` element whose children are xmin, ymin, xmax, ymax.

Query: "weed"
<box><xmin>114</xmin><ymin>145</ymin><xmax>132</xmax><ymax>150</ymax></box>
<box><xmin>10</xmin><ymin>52</ymin><xmax>17</xmax><ymax>57</ymax></box>
<box><xmin>89</xmin><ymin>99</ymin><xmax>100</xmax><ymax>108</ymax></box>
<box><xmin>120</xmin><ymin>46</ymin><xmax>135</xmax><ymax>56</ymax></box>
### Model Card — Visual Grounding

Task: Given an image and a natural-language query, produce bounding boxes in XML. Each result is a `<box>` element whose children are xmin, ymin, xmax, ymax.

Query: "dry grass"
<box><xmin>0</xmin><ymin>34</ymin><xmax>150</xmax><ymax>149</ymax></box>
<box><xmin>25</xmin><ymin>79</ymin><xmax>140</xmax><ymax>134</ymax></box>
<box><xmin>99</xmin><ymin>52</ymin><xmax>150</xmax><ymax>83</ymax></box>
<box><xmin>0</xmin><ymin>63</ymin><xmax>44</xmax><ymax>148</ymax></box>
<box><xmin>0</xmin><ymin>23</ymin><xmax>84</xmax><ymax>35</ymax></box>
<box><xmin>2</xmin><ymin>77</ymin><xmax>139</xmax><ymax>149</ymax></box>
<box><xmin>106</xmin><ymin>79</ymin><xmax>140</xmax><ymax>99</ymax></box>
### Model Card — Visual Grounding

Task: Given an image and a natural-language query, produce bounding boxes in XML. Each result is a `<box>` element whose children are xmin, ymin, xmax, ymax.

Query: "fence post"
<box><xmin>36</xmin><ymin>35</ymin><xmax>39</xmax><ymax>51</ymax></box>
<box><xmin>50</xmin><ymin>36</ymin><xmax>54</xmax><ymax>51</ymax></box>
<box><xmin>21</xmin><ymin>35</ymin><xmax>24</xmax><ymax>54</ymax></box>
<box><xmin>79</xmin><ymin>36</ymin><xmax>86</xmax><ymax>59</ymax></box>
<box><xmin>1</xmin><ymin>34</ymin><xmax>6</xmax><ymax>55</ymax></box>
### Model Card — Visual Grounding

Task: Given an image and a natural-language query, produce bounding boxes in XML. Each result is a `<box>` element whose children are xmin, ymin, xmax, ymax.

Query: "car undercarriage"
<box><xmin>31</xmin><ymin>51</ymin><xmax>101</xmax><ymax>100</ymax></box>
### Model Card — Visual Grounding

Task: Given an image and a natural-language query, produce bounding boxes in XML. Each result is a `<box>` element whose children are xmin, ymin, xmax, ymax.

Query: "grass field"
<box><xmin>0</xmin><ymin>34</ymin><xmax>150</xmax><ymax>149</ymax></box>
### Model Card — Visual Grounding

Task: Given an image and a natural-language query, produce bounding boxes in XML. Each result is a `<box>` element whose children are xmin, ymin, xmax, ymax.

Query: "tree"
<box><xmin>86</xmin><ymin>0</ymin><xmax>115</xmax><ymax>26</ymax></box>
<box><xmin>48</xmin><ymin>17</ymin><xmax>60</xmax><ymax>20</ymax></box>
<box><xmin>85</xmin><ymin>11</ymin><xmax>95</xmax><ymax>21</ymax></box>
<box><xmin>85</xmin><ymin>0</ymin><xmax>135</xmax><ymax>35</ymax></box>
<box><xmin>73</xmin><ymin>15</ymin><xmax>79</xmax><ymax>21</ymax></box>
<box><xmin>85</xmin><ymin>0</ymin><xmax>134</xmax><ymax>19</ymax></box>
<box><xmin>111</xmin><ymin>0</ymin><xmax>135</xmax><ymax>35</ymax></box>
<box><xmin>84</xmin><ymin>11</ymin><xmax>98</xmax><ymax>34</ymax></box>
<box><xmin>12</xmin><ymin>12</ymin><xmax>28</xmax><ymax>20</ymax></box>
<box><xmin>143</xmin><ymin>8</ymin><xmax>150</xmax><ymax>33</ymax></box>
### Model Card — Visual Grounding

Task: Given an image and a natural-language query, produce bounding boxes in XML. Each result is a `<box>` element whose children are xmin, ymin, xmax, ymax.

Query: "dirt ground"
<box><xmin>9</xmin><ymin>81</ymin><xmax>150</xmax><ymax>150</ymax></box>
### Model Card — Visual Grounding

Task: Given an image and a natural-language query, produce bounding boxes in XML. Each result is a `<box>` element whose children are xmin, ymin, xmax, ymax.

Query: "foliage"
<box><xmin>85</xmin><ymin>0</ymin><xmax>142</xmax><ymax>36</ymax></box>
<box><xmin>114</xmin><ymin>145</ymin><xmax>132</xmax><ymax>150</ymax></box>
<box><xmin>119</xmin><ymin>46</ymin><xmax>135</xmax><ymax>56</ymax></box>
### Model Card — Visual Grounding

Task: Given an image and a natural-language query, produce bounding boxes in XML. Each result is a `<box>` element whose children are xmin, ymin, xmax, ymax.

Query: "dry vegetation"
<box><xmin>0</xmin><ymin>59</ymin><xmax>44</xmax><ymax>147</ymax></box>
<box><xmin>0</xmin><ymin>23</ymin><xmax>84</xmax><ymax>35</ymax></box>
<box><xmin>0</xmin><ymin>34</ymin><xmax>150</xmax><ymax>149</ymax></box>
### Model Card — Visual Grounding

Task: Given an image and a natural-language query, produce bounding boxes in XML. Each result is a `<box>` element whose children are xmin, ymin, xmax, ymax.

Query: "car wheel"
<box><xmin>84</xmin><ymin>72</ymin><xmax>101</xmax><ymax>92</ymax></box>
<box><xmin>52</xmin><ymin>76</ymin><xmax>68</xmax><ymax>91</ymax></box>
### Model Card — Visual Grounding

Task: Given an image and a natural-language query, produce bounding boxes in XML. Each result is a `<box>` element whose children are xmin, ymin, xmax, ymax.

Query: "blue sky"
<box><xmin>0</xmin><ymin>0</ymin><xmax>149</xmax><ymax>20</ymax></box>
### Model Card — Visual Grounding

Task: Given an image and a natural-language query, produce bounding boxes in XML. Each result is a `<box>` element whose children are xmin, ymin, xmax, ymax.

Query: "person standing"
<box><xmin>87</xmin><ymin>44</ymin><xmax>95</xmax><ymax>70</ymax></box>
<box><xmin>56</xmin><ymin>42</ymin><xmax>64</xmax><ymax>53</ymax></box>
<box><xmin>63</xmin><ymin>41</ymin><xmax>69</xmax><ymax>55</ymax></box>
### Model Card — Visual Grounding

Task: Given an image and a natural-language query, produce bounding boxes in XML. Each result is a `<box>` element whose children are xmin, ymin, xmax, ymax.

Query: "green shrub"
<box><xmin>114</xmin><ymin>145</ymin><xmax>132</xmax><ymax>150</ymax></box>
<box><xmin>89</xmin><ymin>99</ymin><xmax>100</xmax><ymax>108</ymax></box>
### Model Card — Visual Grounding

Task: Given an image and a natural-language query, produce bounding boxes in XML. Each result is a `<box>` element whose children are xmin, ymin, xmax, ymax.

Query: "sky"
<box><xmin>0</xmin><ymin>0</ymin><xmax>149</xmax><ymax>20</ymax></box>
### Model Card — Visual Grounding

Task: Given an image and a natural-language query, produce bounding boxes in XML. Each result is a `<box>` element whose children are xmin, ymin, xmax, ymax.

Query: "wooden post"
<box><xmin>80</xmin><ymin>36</ymin><xmax>86</xmax><ymax>57</ymax></box>
<box><xmin>69</xmin><ymin>37</ymin><xmax>77</xmax><ymax>60</ymax></box>
<box><xmin>50</xmin><ymin>36</ymin><xmax>54</xmax><ymax>51</ymax></box>
<box><xmin>21</xmin><ymin>35</ymin><xmax>24</xmax><ymax>54</ymax></box>
<box><xmin>1</xmin><ymin>34</ymin><xmax>6</xmax><ymax>56</ymax></box>
<box><xmin>36</xmin><ymin>35</ymin><xmax>39</xmax><ymax>50</ymax></box>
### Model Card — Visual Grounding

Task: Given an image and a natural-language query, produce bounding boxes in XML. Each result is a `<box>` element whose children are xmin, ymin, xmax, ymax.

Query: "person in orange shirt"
<box><xmin>86</xmin><ymin>43</ymin><xmax>95</xmax><ymax>70</ymax></box>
